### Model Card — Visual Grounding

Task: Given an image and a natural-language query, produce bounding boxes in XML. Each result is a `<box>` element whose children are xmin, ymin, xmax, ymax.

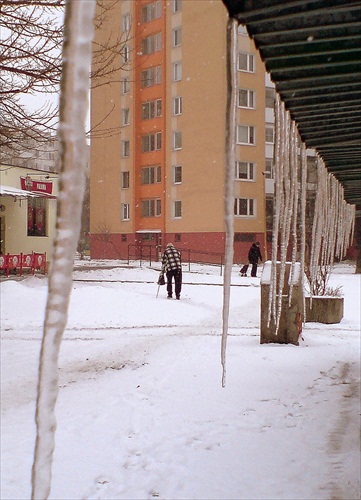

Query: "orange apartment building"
<box><xmin>90</xmin><ymin>0</ymin><xmax>274</xmax><ymax>263</ymax></box>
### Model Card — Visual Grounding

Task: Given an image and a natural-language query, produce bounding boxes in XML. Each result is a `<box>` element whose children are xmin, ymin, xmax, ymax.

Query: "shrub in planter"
<box><xmin>305</xmin><ymin>284</ymin><xmax>344</xmax><ymax>324</ymax></box>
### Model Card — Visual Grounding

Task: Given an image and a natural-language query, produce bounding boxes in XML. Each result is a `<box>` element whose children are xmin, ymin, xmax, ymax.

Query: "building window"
<box><xmin>234</xmin><ymin>232</ymin><xmax>256</xmax><ymax>242</ymax></box>
<box><xmin>173</xmin><ymin>27</ymin><xmax>182</xmax><ymax>47</ymax></box>
<box><xmin>234</xmin><ymin>198</ymin><xmax>255</xmax><ymax>217</ymax></box>
<box><xmin>173</xmin><ymin>165</ymin><xmax>182</xmax><ymax>183</ymax></box>
<box><xmin>173</xmin><ymin>0</ymin><xmax>182</xmax><ymax>13</ymax></box>
<box><xmin>173</xmin><ymin>62</ymin><xmax>182</xmax><ymax>82</ymax></box>
<box><xmin>121</xmin><ymin>108</ymin><xmax>130</xmax><ymax>126</ymax></box>
<box><xmin>122</xmin><ymin>203</ymin><xmax>130</xmax><ymax>221</ymax></box>
<box><xmin>141</xmin><ymin>198</ymin><xmax>161</xmax><ymax>217</ymax></box>
<box><xmin>141</xmin><ymin>0</ymin><xmax>162</xmax><ymax>23</ymax></box>
<box><xmin>122</xmin><ymin>77</ymin><xmax>130</xmax><ymax>94</ymax></box>
<box><xmin>174</xmin><ymin>200</ymin><xmax>182</xmax><ymax>218</ymax></box>
<box><xmin>141</xmin><ymin>66</ymin><xmax>162</xmax><ymax>88</ymax></box>
<box><xmin>235</xmin><ymin>161</ymin><xmax>255</xmax><ymax>181</ymax></box>
<box><xmin>266</xmin><ymin>88</ymin><xmax>275</xmax><ymax>109</ymax></box>
<box><xmin>122</xmin><ymin>140</ymin><xmax>130</xmax><ymax>157</ymax></box>
<box><xmin>121</xmin><ymin>171</ymin><xmax>130</xmax><ymax>189</ymax></box>
<box><xmin>27</xmin><ymin>198</ymin><xmax>47</xmax><ymax>236</ymax></box>
<box><xmin>237</xmin><ymin>24</ymin><xmax>247</xmax><ymax>35</ymax></box>
<box><xmin>265</xmin><ymin>158</ymin><xmax>274</xmax><ymax>179</ymax></box>
<box><xmin>122</xmin><ymin>44</ymin><xmax>130</xmax><ymax>63</ymax></box>
<box><xmin>173</xmin><ymin>96</ymin><xmax>182</xmax><ymax>115</ymax></box>
<box><xmin>141</xmin><ymin>132</ymin><xmax>162</xmax><ymax>153</ymax></box>
<box><xmin>237</xmin><ymin>52</ymin><xmax>255</xmax><ymax>72</ymax></box>
<box><xmin>122</xmin><ymin>13</ymin><xmax>131</xmax><ymax>32</ymax></box>
<box><xmin>237</xmin><ymin>125</ymin><xmax>255</xmax><ymax>145</ymax></box>
<box><xmin>121</xmin><ymin>234</ymin><xmax>127</xmax><ymax>242</ymax></box>
<box><xmin>141</xmin><ymin>99</ymin><xmax>162</xmax><ymax>120</ymax></box>
<box><xmin>173</xmin><ymin>131</ymin><xmax>182</xmax><ymax>150</ymax></box>
<box><xmin>238</xmin><ymin>89</ymin><xmax>255</xmax><ymax>109</ymax></box>
<box><xmin>141</xmin><ymin>33</ymin><xmax>162</xmax><ymax>55</ymax></box>
<box><xmin>265</xmin><ymin>125</ymin><xmax>274</xmax><ymax>143</ymax></box>
<box><xmin>175</xmin><ymin>233</ymin><xmax>181</xmax><ymax>242</ymax></box>
<box><xmin>141</xmin><ymin>165</ymin><xmax>161</xmax><ymax>185</ymax></box>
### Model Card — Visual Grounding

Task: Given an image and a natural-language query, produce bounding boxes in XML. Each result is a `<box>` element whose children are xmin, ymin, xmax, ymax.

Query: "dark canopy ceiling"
<box><xmin>222</xmin><ymin>0</ymin><xmax>361</xmax><ymax>206</ymax></box>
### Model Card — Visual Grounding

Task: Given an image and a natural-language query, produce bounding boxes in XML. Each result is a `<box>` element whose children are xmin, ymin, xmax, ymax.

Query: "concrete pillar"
<box><xmin>260</xmin><ymin>261</ymin><xmax>302</xmax><ymax>345</ymax></box>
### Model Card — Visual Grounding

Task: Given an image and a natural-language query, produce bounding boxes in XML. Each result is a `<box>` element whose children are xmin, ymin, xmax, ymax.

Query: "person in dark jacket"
<box><xmin>248</xmin><ymin>241</ymin><xmax>262</xmax><ymax>277</ymax></box>
<box><xmin>161</xmin><ymin>243</ymin><xmax>182</xmax><ymax>299</ymax></box>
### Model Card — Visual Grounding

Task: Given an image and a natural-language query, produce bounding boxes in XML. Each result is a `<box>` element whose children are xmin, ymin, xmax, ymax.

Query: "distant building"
<box><xmin>90</xmin><ymin>0</ymin><xmax>278</xmax><ymax>263</ymax></box>
<box><xmin>0</xmin><ymin>136</ymin><xmax>60</xmax><ymax>174</ymax></box>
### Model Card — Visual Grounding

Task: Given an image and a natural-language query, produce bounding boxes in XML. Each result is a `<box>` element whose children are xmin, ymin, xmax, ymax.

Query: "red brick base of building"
<box><xmin>90</xmin><ymin>231</ymin><xmax>266</xmax><ymax>266</ymax></box>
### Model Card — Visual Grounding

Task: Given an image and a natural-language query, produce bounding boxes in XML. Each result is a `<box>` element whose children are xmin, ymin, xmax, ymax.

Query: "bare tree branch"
<box><xmin>0</xmin><ymin>0</ymin><xmax>130</xmax><ymax>158</ymax></box>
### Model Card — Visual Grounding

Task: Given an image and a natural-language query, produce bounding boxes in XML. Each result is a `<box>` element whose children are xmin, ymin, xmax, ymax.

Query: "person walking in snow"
<box><xmin>161</xmin><ymin>243</ymin><xmax>182</xmax><ymax>299</ymax></box>
<box><xmin>248</xmin><ymin>241</ymin><xmax>262</xmax><ymax>277</ymax></box>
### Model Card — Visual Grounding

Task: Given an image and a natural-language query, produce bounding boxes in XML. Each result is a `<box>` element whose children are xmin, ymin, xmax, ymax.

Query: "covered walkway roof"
<box><xmin>222</xmin><ymin>0</ymin><xmax>361</xmax><ymax>206</ymax></box>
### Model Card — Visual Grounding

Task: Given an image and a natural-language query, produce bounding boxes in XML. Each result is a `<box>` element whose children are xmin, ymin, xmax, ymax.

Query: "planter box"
<box><xmin>305</xmin><ymin>296</ymin><xmax>344</xmax><ymax>324</ymax></box>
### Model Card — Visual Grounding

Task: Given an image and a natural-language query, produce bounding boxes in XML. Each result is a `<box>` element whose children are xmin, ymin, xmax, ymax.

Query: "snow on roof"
<box><xmin>261</xmin><ymin>260</ymin><xmax>301</xmax><ymax>285</ymax></box>
<box><xmin>0</xmin><ymin>185</ymin><xmax>55</xmax><ymax>198</ymax></box>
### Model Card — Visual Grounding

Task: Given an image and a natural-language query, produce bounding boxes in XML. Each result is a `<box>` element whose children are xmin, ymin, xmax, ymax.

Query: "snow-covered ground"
<box><xmin>1</xmin><ymin>260</ymin><xmax>360</xmax><ymax>500</ymax></box>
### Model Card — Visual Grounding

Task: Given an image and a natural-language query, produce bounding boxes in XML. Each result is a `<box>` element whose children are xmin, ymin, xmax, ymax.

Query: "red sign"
<box><xmin>20</xmin><ymin>176</ymin><xmax>53</xmax><ymax>195</ymax></box>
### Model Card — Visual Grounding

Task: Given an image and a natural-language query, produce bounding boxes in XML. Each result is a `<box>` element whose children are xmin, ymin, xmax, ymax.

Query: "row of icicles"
<box><xmin>267</xmin><ymin>95</ymin><xmax>356</xmax><ymax>334</ymax></box>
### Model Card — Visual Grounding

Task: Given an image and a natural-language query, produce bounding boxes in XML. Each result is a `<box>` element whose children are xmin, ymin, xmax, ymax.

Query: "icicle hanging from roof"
<box><xmin>300</xmin><ymin>142</ymin><xmax>307</xmax><ymax>323</ymax></box>
<box><xmin>221</xmin><ymin>17</ymin><xmax>237</xmax><ymax>387</ymax></box>
<box><xmin>268</xmin><ymin>96</ymin><xmax>301</xmax><ymax>334</ymax></box>
<box><xmin>309</xmin><ymin>158</ymin><xmax>355</xmax><ymax>296</ymax></box>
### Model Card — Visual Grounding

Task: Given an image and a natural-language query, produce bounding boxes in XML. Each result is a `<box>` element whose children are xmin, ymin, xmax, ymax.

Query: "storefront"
<box><xmin>0</xmin><ymin>165</ymin><xmax>58</xmax><ymax>262</ymax></box>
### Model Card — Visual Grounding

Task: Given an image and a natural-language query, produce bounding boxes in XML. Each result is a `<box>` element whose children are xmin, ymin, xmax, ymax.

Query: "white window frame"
<box><xmin>121</xmin><ymin>108</ymin><xmax>130</xmax><ymax>126</ymax></box>
<box><xmin>235</xmin><ymin>161</ymin><xmax>255</xmax><ymax>181</ymax></box>
<box><xmin>173</xmin><ymin>165</ymin><xmax>182</xmax><ymax>184</ymax></box>
<box><xmin>174</xmin><ymin>200</ymin><xmax>182</xmax><ymax>218</ymax></box>
<box><xmin>237</xmin><ymin>24</ymin><xmax>247</xmax><ymax>35</ymax></box>
<box><xmin>122</xmin><ymin>13</ymin><xmax>131</xmax><ymax>32</ymax></box>
<box><xmin>122</xmin><ymin>77</ymin><xmax>130</xmax><ymax>94</ymax></box>
<box><xmin>141</xmin><ymin>132</ymin><xmax>162</xmax><ymax>153</ymax></box>
<box><xmin>173</xmin><ymin>62</ymin><xmax>182</xmax><ymax>82</ymax></box>
<box><xmin>238</xmin><ymin>88</ymin><xmax>255</xmax><ymax>109</ymax></box>
<box><xmin>173</xmin><ymin>0</ymin><xmax>182</xmax><ymax>13</ymax></box>
<box><xmin>156</xmin><ymin>99</ymin><xmax>162</xmax><ymax>117</ymax></box>
<box><xmin>121</xmin><ymin>140</ymin><xmax>130</xmax><ymax>157</ymax></box>
<box><xmin>237</xmin><ymin>125</ymin><xmax>255</xmax><ymax>145</ymax></box>
<box><xmin>122</xmin><ymin>44</ymin><xmax>130</xmax><ymax>63</ymax></box>
<box><xmin>265</xmin><ymin>125</ymin><xmax>274</xmax><ymax>143</ymax></box>
<box><xmin>173</xmin><ymin>131</ymin><xmax>182</xmax><ymax>150</ymax></box>
<box><xmin>237</xmin><ymin>52</ymin><xmax>255</xmax><ymax>72</ymax></box>
<box><xmin>265</xmin><ymin>158</ymin><xmax>274</xmax><ymax>179</ymax></box>
<box><xmin>266</xmin><ymin>88</ymin><xmax>275</xmax><ymax>109</ymax></box>
<box><xmin>173</xmin><ymin>96</ymin><xmax>182</xmax><ymax>115</ymax></box>
<box><xmin>141</xmin><ymin>99</ymin><xmax>162</xmax><ymax>120</ymax></box>
<box><xmin>141</xmin><ymin>33</ymin><xmax>162</xmax><ymax>55</ymax></box>
<box><xmin>141</xmin><ymin>1</ymin><xmax>161</xmax><ymax>23</ymax></box>
<box><xmin>155</xmin><ymin>32</ymin><xmax>162</xmax><ymax>51</ymax></box>
<box><xmin>141</xmin><ymin>165</ymin><xmax>161</xmax><ymax>185</ymax></box>
<box><xmin>173</xmin><ymin>27</ymin><xmax>182</xmax><ymax>47</ymax></box>
<box><xmin>234</xmin><ymin>198</ymin><xmax>256</xmax><ymax>217</ymax></box>
<box><xmin>141</xmin><ymin>198</ymin><xmax>161</xmax><ymax>218</ymax></box>
<box><xmin>121</xmin><ymin>171</ymin><xmax>130</xmax><ymax>189</ymax></box>
<box><xmin>141</xmin><ymin>66</ymin><xmax>162</xmax><ymax>88</ymax></box>
<box><xmin>122</xmin><ymin>203</ymin><xmax>130</xmax><ymax>221</ymax></box>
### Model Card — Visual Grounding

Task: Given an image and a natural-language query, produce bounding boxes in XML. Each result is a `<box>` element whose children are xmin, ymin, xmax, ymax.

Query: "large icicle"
<box><xmin>31</xmin><ymin>2</ymin><xmax>96</xmax><ymax>499</ymax></box>
<box><xmin>309</xmin><ymin>158</ymin><xmax>356</xmax><ymax>297</ymax></box>
<box><xmin>221</xmin><ymin>17</ymin><xmax>237</xmax><ymax>387</ymax></box>
<box><xmin>300</xmin><ymin>142</ymin><xmax>307</xmax><ymax>322</ymax></box>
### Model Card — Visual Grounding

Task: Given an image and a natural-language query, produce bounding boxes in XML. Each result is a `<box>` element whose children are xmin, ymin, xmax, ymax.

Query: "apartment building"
<box><xmin>90</xmin><ymin>0</ymin><xmax>272</xmax><ymax>263</ymax></box>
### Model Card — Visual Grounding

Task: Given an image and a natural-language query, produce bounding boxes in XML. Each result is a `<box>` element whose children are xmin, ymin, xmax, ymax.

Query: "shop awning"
<box><xmin>0</xmin><ymin>185</ymin><xmax>56</xmax><ymax>199</ymax></box>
